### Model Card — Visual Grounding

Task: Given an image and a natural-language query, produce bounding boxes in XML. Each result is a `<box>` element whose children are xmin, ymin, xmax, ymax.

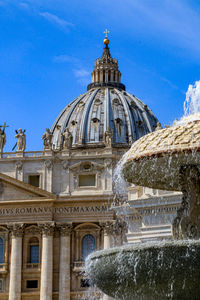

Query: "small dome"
<box><xmin>51</xmin><ymin>38</ymin><xmax>158</xmax><ymax>149</ymax></box>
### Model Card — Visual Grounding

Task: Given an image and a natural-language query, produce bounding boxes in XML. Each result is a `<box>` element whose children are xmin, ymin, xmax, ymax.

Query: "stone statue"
<box><xmin>104</xmin><ymin>128</ymin><xmax>113</xmax><ymax>147</ymax></box>
<box><xmin>62</xmin><ymin>128</ymin><xmax>73</xmax><ymax>150</ymax></box>
<box><xmin>155</xmin><ymin>121</ymin><xmax>162</xmax><ymax>131</ymax></box>
<box><xmin>42</xmin><ymin>128</ymin><xmax>53</xmax><ymax>150</ymax></box>
<box><xmin>0</xmin><ymin>128</ymin><xmax>6</xmax><ymax>152</ymax></box>
<box><xmin>15</xmin><ymin>129</ymin><xmax>26</xmax><ymax>151</ymax></box>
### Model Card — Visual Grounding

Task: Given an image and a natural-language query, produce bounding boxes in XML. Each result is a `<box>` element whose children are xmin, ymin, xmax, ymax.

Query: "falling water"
<box><xmin>113</xmin><ymin>150</ymin><xmax>130</xmax><ymax>205</ymax></box>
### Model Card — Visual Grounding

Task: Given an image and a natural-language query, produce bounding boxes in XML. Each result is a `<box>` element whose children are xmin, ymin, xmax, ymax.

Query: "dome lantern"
<box><xmin>87</xmin><ymin>32</ymin><xmax>125</xmax><ymax>91</ymax></box>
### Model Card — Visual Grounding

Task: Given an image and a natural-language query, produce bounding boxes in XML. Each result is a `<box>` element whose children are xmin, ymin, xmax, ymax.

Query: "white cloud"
<box><xmin>39</xmin><ymin>11</ymin><xmax>74</xmax><ymax>30</ymax></box>
<box><xmin>73</xmin><ymin>68</ymin><xmax>91</xmax><ymax>86</ymax></box>
<box><xmin>53</xmin><ymin>54</ymin><xmax>79</xmax><ymax>64</ymax></box>
<box><xmin>74</xmin><ymin>69</ymin><xmax>90</xmax><ymax>78</ymax></box>
<box><xmin>53</xmin><ymin>54</ymin><xmax>90</xmax><ymax>85</ymax></box>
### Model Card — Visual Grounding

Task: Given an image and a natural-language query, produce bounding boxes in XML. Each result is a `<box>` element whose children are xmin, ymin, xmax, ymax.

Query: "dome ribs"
<box><xmin>80</xmin><ymin>89</ymin><xmax>99</xmax><ymax>145</ymax></box>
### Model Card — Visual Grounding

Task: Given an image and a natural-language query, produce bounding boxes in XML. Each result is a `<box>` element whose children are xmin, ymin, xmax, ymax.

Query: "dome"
<box><xmin>51</xmin><ymin>38</ymin><xmax>158</xmax><ymax>150</ymax></box>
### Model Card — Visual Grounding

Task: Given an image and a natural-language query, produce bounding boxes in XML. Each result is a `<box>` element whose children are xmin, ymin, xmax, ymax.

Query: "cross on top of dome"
<box><xmin>104</xmin><ymin>29</ymin><xmax>109</xmax><ymax>38</ymax></box>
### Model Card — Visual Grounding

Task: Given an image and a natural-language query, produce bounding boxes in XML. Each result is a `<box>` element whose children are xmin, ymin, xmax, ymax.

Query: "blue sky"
<box><xmin>0</xmin><ymin>0</ymin><xmax>200</xmax><ymax>151</ymax></box>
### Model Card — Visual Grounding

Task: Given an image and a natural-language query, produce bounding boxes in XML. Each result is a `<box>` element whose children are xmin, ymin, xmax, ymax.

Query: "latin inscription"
<box><xmin>0</xmin><ymin>205</ymin><xmax>109</xmax><ymax>216</ymax></box>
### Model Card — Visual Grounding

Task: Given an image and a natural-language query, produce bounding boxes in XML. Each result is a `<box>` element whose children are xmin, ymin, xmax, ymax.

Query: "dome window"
<box><xmin>130</xmin><ymin>100</ymin><xmax>137</xmax><ymax>108</ymax></box>
<box><xmin>92</xmin><ymin>118</ymin><xmax>100</xmax><ymax>124</ymax></box>
<box><xmin>113</xmin><ymin>98</ymin><xmax>120</xmax><ymax>106</ymax></box>
<box><xmin>114</xmin><ymin>118</ymin><xmax>122</xmax><ymax>136</ymax></box>
<box><xmin>79</xmin><ymin>101</ymin><xmax>85</xmax><ymax>107</ymax></box>
<box><xmin>94</xmin><ymin>99</ymin><xmax>102</xmax><ymax>106</ymax></box>
<box><xmin>115</xmin><ymin>118</ymin><xmax>122</xmax><ymax>125</ymax></box>
<box><xmin>136</xmin><ymin>120</ymin><xmax>143</xmax><ymax>126</ymax></box>
<box><xmin>71</xmin><ymin>120</ymin><xmax>77</xmax><ymax>126</ymax></box>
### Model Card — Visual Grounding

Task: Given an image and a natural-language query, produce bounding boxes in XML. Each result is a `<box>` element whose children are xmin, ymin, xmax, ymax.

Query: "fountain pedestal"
<box><xmin>173</xmin><ymin>165</ymin><xmax>200</xmax><ymax>239</ymax></box>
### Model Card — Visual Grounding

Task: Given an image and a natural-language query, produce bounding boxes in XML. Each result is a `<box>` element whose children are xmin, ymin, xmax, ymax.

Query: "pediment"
<box><xmin>69</xmin><ymin>161</ymin><xmax>104</xmax><ymax>172</ymax></box>
<box><xmin>0</xmin><ymin>173</ymin><xmax>55</xmax><ymax>201</ymax></box>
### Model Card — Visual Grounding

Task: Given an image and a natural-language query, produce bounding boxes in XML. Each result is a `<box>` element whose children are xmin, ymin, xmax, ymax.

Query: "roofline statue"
<box><xmin>42</xmin><ymin>128</ymin><xmax>53</xmax><ymax>150</ymax></box>
<box><xmin>15</xmin><ymin>128</ymin><xmax>26</xmax><ymax>152</ymax></box>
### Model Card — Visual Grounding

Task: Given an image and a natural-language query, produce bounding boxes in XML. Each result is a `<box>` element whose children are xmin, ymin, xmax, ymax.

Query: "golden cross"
<box><xmin>104</xmin><ymin>29</ymin><xmax>110</xmax><ymax>38</ymax></box>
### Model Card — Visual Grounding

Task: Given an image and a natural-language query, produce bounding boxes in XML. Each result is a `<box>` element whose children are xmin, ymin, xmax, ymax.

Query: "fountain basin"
<box><xmin>86</xmin><ymin>240</ymin><xmax>200</xmax><ymax>300</ymax></box>
<box><xmin>123</xmin><ymin>119</ymin><xmax>200</xmax><ymax>191</ymax></box>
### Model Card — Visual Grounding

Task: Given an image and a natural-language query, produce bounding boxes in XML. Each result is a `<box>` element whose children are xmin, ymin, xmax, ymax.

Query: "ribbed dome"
<box><xmin>51</xmin><ymin>38</ymin><xmax>158</xmax><ymax>150</ymax></box>
<box><xmin>51</xmin><ymin>88</ymin><xmax>158</xmax><ymax>149</ymax></box>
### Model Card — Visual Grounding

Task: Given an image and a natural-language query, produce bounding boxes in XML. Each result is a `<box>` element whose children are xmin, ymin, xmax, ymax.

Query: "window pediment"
<box><xmin>69</xmin><ymin>161</ymin><xmax>104</xmax><ymax>172</ymax></box>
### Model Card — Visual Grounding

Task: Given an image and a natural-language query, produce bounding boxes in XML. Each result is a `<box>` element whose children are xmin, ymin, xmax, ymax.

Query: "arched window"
<box><xmin>0</xmin><ymin>238</ymin><xmax>4</xmax><ymax>264</ymax></box>
<box><xmin>82</xmin><ymin>234</ymin><xmax>95</xmax><ymax>261</ymax></box>
<box><xmin>29</xmin><ymin>237</ymin><xmax>39</xmax><ymax>264</ymax></box>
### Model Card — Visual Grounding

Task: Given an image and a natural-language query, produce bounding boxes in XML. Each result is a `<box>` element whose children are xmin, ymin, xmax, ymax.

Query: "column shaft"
<box><xmin>9</xmin><ymin>236</ymin><xmax>22</xmax><ymax>300</ymax></box>
<box><xmin>58</xmin><ymin>234</ymin><xmax>71</xmax><ymax>300</ymax></box>
<box><xmin>40</xmin><ymin>223</ymin><xmax>54</xmax><ymax>300</ymax></box>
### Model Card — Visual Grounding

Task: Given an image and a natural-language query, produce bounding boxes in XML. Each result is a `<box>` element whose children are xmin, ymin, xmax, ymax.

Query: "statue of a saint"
<box><xmin>62</xmin><ymin>128</ymin><xmax>73</xmax><ymax>150</ymax></box>
<box><xmin>0</xmin><ymin>128</ymin><xmax>6</xmax><ymax>152</ymax></box>
<box><xmin>155</xmin><ymin>121</ymin><xmax>162</xmax><ymax>131</ymax></box>
<box><xmin>42</xmin><ymin>128</ymin><xmax>53</xmax><ymax>150</ymax></box>
<box><xmin>104</xmin><ymin>127</ymin><xmax>113</xmax><ymax>147</ymax></box>
<box><xmin>15</xmin><ymin>128</ymin><xmax>26</xmax><ymax>151</ymax></box>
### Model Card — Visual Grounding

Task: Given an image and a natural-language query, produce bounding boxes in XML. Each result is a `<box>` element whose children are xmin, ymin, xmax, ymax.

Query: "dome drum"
<box><xmin>87</xmin><ymin>82</ymin><xmax>125</xmax><ymax>91</ymax></box>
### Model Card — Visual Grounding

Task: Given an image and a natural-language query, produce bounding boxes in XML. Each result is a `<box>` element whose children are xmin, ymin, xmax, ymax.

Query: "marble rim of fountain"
<box><xmin>87</xmin><ymin>239</ymin><xmax>200</xmax><ymax>260</ymax></box>
<box><xmin>86</xmin><ymin>239</ymin><xmax>200</xmax><ymax>300</ymax></box>
<box><xmin>123</xmin><ymin>119</ymin><xmax>200</xmax><ymax>191</ymax></box>
<box><xmin>125</xmin><ymin>119</ymin><xmax>200</xmax><ymax>163</ymax></box>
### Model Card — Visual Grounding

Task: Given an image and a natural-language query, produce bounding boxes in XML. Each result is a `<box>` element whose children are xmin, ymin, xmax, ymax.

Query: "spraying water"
<box><xmin>175</xmin><ymin>80</ymin><xmax>200</xmax><ymax>125</ymax></box>
<box><xmin>113</xmin><ymin>150</ymin><xmax>130</xmax><ymax>206</ymax></box>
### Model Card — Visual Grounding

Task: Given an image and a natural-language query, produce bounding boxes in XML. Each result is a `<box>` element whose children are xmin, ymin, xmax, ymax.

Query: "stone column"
<box><xmin>111</xmin><ymin>70</ymin><xmax>114</xmax><ymax>82</ymax></box>
<box><xmin>102</xmin><ymin>222</ymin><xmax>114</xmax><ymax>250</ymax></box>
<box><xmin>9</xmin><ymin>223</ymin><xmax>24</xmax><ymax>300</ymax></box>
<box><xmin>95</xmin><ymin>71</ymin><xmax>98</xmax><ymax>82</ymax></box>
<box><xmin>100</xmin><ymin>70</ymin><xmax>103</xmax><ymax>82</ymax></box>
<box><xmin>92</xmin><ymin>71</ymin><xmax>95</xmax><ymax>83</ymax></box>
<box><xmin>58</xmin><ymin>224</ymin><xmax>72</xmax><ymax>300</ymax></box>
<box><xmin>44</xmin><ymin>160</ymin><xmax>53</xmax><ymax>192</ymax></box>
<box><xmin>39</xmin><ymin>222</ymin><xmax>54</xmax><ymax>300</ymax></box>
<box><xmin>105</xmin><ymin>70</ymin><xmax>108</xmax><ymax>83</ymax></box>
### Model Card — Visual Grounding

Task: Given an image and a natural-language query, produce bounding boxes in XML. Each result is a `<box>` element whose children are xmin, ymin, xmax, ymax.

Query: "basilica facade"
<box><xmin>0</xmin><ymin>36</ymin><xmax>181</xmax><ymax>300</ymax></box>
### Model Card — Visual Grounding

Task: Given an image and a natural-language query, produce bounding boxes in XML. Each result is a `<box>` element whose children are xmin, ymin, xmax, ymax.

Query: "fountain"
<box><xmin>86</xmin><ymin>81</ymin><xmax>200</xmax><ymax>300</ymax></box>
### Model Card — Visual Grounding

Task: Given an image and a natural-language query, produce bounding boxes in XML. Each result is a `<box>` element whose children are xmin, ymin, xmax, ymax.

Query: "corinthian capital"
<box><xmin>57</xmin><ymin>223</ymin><xmax>72</xmax><ymax>236</ymax></box>
<box><xmin>100</xmin><ymin>221</ymin><xmax>115</xmax><ymax>235</ymax></box>
<box><xmin>38</xmin><ymin>222</ymin><xmax>55</xmax><ymax>236</ymax></box>
<box><xmin>8</xmin><ymin>223</ymin><xmax>24</xmax><ymax>237</ymax></box>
